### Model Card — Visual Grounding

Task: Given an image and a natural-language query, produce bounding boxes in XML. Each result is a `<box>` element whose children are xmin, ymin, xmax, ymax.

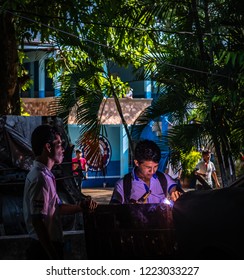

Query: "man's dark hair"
<box><xmin>31</xmin><ymin>124</ymin><xmax>60</xmax><ymax>156</ymax></box>
<box><xmin>134</xmin><ymin>139</ymin><xmax>161</xmax><ymax>163</ymax></box>
<box><xmin>202</xmin><ymin>149</ymin><xmax>211</xmax><ymax>155</ymax></box>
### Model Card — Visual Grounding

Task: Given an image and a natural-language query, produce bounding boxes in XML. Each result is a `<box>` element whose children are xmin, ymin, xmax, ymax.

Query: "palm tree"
<box><xmin>131</xmin><ymin>0</ymin><xmax>244</xmax><ymax>187</ymax></box>
<box><xmin>50</xmin><ymin>59</ymin><xmax>135</xmax><ymax>170</ymax></box>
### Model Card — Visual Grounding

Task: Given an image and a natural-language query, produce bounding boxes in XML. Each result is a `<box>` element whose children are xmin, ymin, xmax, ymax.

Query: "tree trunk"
<box><xmin>0</xmin><ymin>11</ymin><xmax>21</xmax><ymax>115</ymax></box>
<box><xmin>221</xmin><ymin>134</ymin><xmax>236</xmax><ymax>184</ymax></box>
<box><xmin>111</xmin><ymin>88</ymin><xmax>134</xmax><ymax>157</ymax></box>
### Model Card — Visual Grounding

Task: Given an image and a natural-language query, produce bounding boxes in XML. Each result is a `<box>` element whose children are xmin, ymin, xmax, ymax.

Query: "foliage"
<box><xmin>180</xmin><ymin>149</ymin><xmax>201</xmax><ymax>177</ymax></box>
<box><xmin>20</xmin><ymin>98</ymin><xmax>30</xmax><ymax>116</ymax></box>
<box><xmin>132</xmin><ymin>0</ymin><xmax>244</xmax><ymax>186</ymax></box>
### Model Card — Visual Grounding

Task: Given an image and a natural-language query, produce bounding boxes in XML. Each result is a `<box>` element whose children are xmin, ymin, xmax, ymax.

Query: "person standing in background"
<box><xmin>72</xmin><ymin>149</ymin><xmax>88</xmax><ymax>190</ymax></box>
<box><xmin>194</xmin><ymin>149</ymin><xmax>221</xmax><ymax>189</ymax></box>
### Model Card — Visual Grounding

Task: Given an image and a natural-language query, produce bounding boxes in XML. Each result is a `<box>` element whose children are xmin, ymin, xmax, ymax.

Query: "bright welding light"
<box><xmin>162</xmin><ymin>197</ymin><xmax>174</xmax><ymax>207</ymax></box>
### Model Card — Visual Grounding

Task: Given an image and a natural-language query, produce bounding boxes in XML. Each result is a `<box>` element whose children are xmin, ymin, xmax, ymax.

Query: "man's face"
<box><xmin>50</xmin><ymin>134</ymin><xmax>64</xmax><ymax>164</ymax></box>
<box><xmin>203</xmin><ymin>153</ymin><xmax>210</xmax><ymax>162</ymax></box>
<box><xmin>134</xmin><ymin>160</ymin><xmax>159</xmax><ymax>180</ymax></box>
<box><xmin>76</xmin><ymin>152</ymin><xmax>81</xmax><ymax>159</ymax></box>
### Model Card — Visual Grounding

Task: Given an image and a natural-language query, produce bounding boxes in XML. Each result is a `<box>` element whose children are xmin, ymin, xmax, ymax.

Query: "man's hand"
<box><xmin>80</xmin><ymin>195</ymin><xmax>98</xmax><ymax>211</ymax></box>
<box><xmin>87</xmin><ymin>198</ymin><xmax>97</xmax><ymax>210</ymax></box>
<box><xmin>169</xmin><ymin>186</ymin><xmax>183</xmax><ymax>202</ymax></box>
<box><xmin>215</xmin><ymin>181</ymin><xmax>221</xmax><ymax>188</ymax></box>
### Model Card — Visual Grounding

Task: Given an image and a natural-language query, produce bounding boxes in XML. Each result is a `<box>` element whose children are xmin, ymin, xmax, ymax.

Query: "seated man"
<box><xmin>110</xmin><ymin>139</ymin><xmax>182</xmax><ymax>204</ymax></box>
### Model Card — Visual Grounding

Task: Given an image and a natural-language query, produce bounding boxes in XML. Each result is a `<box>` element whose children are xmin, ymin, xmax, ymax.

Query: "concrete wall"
<box><xmin>22</xmin><ymin>97</ymin><xmax>152</xmax><ymax>124</ymax></box>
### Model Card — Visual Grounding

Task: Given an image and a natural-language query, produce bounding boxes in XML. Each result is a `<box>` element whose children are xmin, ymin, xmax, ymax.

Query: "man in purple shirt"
<box><xmin>110</xmin><ymin>140</ymin><xmax>182</xmax><ymax>204</ymax></box>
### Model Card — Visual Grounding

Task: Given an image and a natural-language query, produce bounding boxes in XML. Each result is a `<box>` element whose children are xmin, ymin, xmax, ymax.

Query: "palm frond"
<box><xmin>166</xmin><ymin>123</ymin><xmax>209</xmax><ymax>152</ymax></box>
<box><xmin>131</xmin><ymin>85</ymin><xmax>196</xmax><ymax>140</ymax></box>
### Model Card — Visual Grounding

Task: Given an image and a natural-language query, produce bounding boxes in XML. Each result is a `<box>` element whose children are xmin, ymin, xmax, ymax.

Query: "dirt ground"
<box><xmin>82</xmin><ymin>187</ymin><xmax>113</xmax><ymax>204</ymax></box>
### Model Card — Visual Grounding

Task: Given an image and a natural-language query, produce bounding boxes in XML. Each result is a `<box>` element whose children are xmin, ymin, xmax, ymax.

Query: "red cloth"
<box><xmin>72</xmin><ymin>157</ymin><xmax>87</xmax><ymax>175</ymax></box>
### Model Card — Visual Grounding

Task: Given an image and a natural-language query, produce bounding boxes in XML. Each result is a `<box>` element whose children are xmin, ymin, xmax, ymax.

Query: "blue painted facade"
<box><xmin>68</xmin><ymin>124</ymin><xmax>129</xmax><ymax>188</ymax></box>
<box><xmin>140</xmin><ymin>116</ymin><xmax>170</xmax><ymax>172</ymax></box>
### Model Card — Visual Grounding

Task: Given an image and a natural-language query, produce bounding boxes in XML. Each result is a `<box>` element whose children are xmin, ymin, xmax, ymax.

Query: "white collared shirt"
<box><xmin>23</xmin><ymin>160</ymin><xmax>63</xmax><ymax>242</ymax></box>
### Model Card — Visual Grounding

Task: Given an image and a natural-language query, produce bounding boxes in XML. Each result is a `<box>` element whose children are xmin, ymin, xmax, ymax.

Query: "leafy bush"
<box><xmin>181</xmin><ymin>148</ymin><xmax>201</xmax><ymax>178</ymax></box>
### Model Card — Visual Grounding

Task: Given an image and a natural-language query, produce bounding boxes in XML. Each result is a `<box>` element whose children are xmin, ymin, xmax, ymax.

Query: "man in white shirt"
<box><xmin>194</xmin><ymin>149</ymin><xmax>221</xmax><ymax>189</ymax></box>
<box><xmin>23</xmin><ymin>124</ymin><xmax>97</xmax><ymax>259</ymax></box>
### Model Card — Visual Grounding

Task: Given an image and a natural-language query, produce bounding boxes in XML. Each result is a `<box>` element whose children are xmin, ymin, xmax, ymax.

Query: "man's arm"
<box><xmin>59</xmin><ymin>204</ymin><xmax>82</xmax><ymax>215</ymax></box>
<box><xmin>165</xmin><ymin>173</ymin><xmax>183</xmax><ymax>202</ymax></box>
<box><xmin>84</xmin><ymin>163</ymin><xmax>88</xmax><ymax>178</ymax></box>
<box><xmin>59</xmin><ymin>198</ymin><xmax>97</xmax><ymax>215</ymax></box>
<box><xmin>194</xmin><ymin>169</ymin><xmax>206</xmax><ymax>177</ymax></box>
<box><xmin>212</xmin><ymin>171</ymin><xmax>221</xmax><ymax>188</ymax></box>
<box><xmin>85</xmin><ymin>162</ymin><xmax>88</xmax><ymax>172</ymax></box>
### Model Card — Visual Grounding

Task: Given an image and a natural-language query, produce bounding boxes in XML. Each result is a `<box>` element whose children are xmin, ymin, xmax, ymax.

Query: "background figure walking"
<box><xmin>72</xmin><ymin>149</ymin><xmax>88</xmax><ymax>191</ymax></box>
<box><xmin>194</xmin><ymin>149</ymin><xmax>221</xmax><ymax>190</ymax></box>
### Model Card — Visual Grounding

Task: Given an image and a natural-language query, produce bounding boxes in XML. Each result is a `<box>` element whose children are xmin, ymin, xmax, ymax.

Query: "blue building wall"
<box><xmin>68</xmin><ymin>124</ymin><xmax>128</xmax><ymax>188</ymax></box>
<box><xmin>140</xmin><ymin>116</ymin><xmax>170</xmax><ymax>172</ymax></box>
